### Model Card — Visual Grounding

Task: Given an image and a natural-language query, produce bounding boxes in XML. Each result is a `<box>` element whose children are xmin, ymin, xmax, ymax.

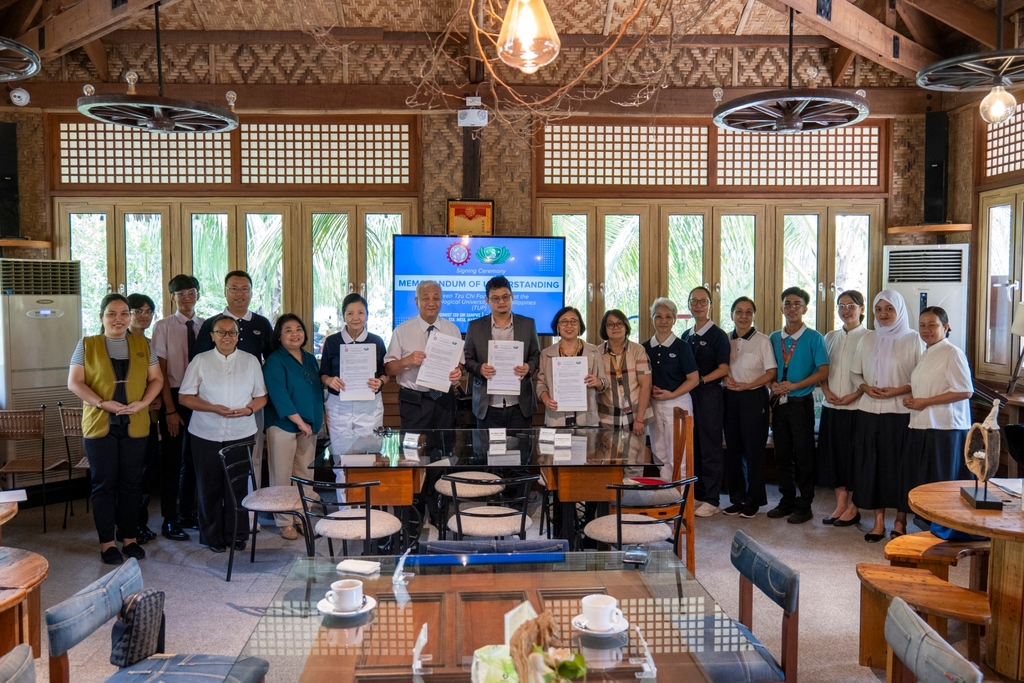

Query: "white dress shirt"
<box><xmin>823</xmin><ymin>325</ymin><xmax>869</xmax><ymax>411</ymax></box>
<box><xmin>728</xmin><ymin>330</ymin><xmax>776</xmax><ymax>384</ymax></box>
<box><xmin>180</xmin><ymin>348</ymin><xmax>267</xmax><ymax>441</ymax></box>
<box><xmin>908</xmin><ymin>339</ymin><xmax>973</xmax><ymax>430</ymax></box>
<box><xmin>851</xmin><ymin>331</ymin><xmax>924</xmax><ymax>414</ymax></box>
<box><xmin>151</xmin><ymin>310</ymin><xmax>204</xmax><ymax>388</ymax></box>
<box><xmin>384</xmin><ymin>315</ymin><xmax>465</xmax><ymax>391</ymax></box>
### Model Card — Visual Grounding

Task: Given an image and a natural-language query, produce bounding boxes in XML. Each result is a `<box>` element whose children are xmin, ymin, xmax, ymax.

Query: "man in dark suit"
<box><xmin>464</xmin><ymin>276</ymin><xmax>541</xmax><ymax>429</ymax></box>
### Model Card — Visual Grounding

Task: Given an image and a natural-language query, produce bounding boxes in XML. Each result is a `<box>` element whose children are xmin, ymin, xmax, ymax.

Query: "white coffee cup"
<box><xmin>581</xmin><ymin>594</ymin><xmax>623</xmax><ymax>631</ymax></box>
<box><xmin>326</xmin><ymin>579</ymin><xmax>363</xmax><ymax>612</ymax></box>
<box><xmin>581</xmin><ymin>646</ymin><xmax>623</xmax><ymax>670</ymax></box>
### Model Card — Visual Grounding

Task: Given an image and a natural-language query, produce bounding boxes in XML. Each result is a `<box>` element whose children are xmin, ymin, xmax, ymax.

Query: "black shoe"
<box><xmin>890</xmin><ymin>528</ymin><xmax>906</xmax><ymax>539</ymax></box>
<box><xmin>913</xmin><ymin>515</ymin><xmax>932</xmax><ymax>532</ymax></box>
<box><xmin>787</xmin><ymin>509</ymin><xmax>813</xmax><ymax>524</ymax></box>
<box><xmin>101</xmin><ymin>547</ymin><xmax>124</xmax><ymax>565</ymax></box>
<box><xmin>137</xmin><ymin>525</ymin><xmax>157</xmax><ymax>544</ymax></box>
<box><xmin>162</xmin><ymin>522</ymin><xmax>189</xmax><ymax>541</ymax></box>
<box><xmin>739</xmin><ymin>505</ymin><xmax>759</xmax><ymax>519</ymax></box>
<box><xmin>833</xmin><ymin>512</ymin><xmax>862</xmax><ymax>528</ymax></box>
<box><xmin>766</xmin><ymin>505</ymin><xmax>793</xmax><ymax>519</ymax></box>
<box><xmin>722</xmin><ymin>504</ymin><xmax>745</xmax><ymax>516</ymax></box>
<box><xmin>122</xmin><ymin>543</ymin><xmax>146</xmax><ymax>560</ymax></box>
<box><xmin>864</xmin><ymin>532</ymin><xmax>886</xmax><ymax>543</ymax></box>
<box><xmin>178</xmin><ymin>515</ymin><xmax>199</xmax><ymax>530</ymax></box>
<box><xmin>822</xmin><ymin>516</ymin><xmax>838</xmax><ymax>525</ymax></box>
<box><xmin>206</xmin><ymin>544</ymin><xmax>227</xmax><ymax>553</ymax></box>
<box><xmin>233</xmin><ymin>540</ymin><xmax>246</xmax><ymax>551</ymax></box>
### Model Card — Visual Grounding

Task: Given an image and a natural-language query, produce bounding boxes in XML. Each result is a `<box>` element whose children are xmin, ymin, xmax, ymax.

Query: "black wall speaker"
<box><xmin>0</xmin><ymin>122</ymin><xmax>19</xmax><ymax>238</ymax></box>
<box><xmin>923</xmin><ymin>111</ymin><xmax>948</xmax><ymax>224</ymax></box>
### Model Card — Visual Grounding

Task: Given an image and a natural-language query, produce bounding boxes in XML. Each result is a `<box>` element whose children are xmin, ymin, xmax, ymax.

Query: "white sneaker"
<box><xmin>694</xmin><ymin>502</ymin><xmax>721</xmax><ymax>518</ymax></box>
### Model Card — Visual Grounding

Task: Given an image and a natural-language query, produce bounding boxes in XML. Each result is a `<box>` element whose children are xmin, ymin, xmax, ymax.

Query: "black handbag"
<box><xmin>111</xmin><ymin>588</ymin><xmax>165</xmax><ymax>667</ymax></box>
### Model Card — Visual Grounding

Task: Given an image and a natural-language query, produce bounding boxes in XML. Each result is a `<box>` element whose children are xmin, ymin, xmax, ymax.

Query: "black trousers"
<box><xmin>724</xmin><ymin>388</ymin><xmax>769</xmax><ymax>507</ymax></box>
<box><xmin>399</xmin><ymin>387</ymin><xmax>456</xmax><ymax>430</ymax></box>
<box><xmin>159</xmin><ymin>389</ymin><xmax>195</xmax><ymax>523</ymax></box>
<box><xmin>138</xmin><ymin>420</ymin><xmax>161</xmax><ymax>526</ymax></box>
<box><xmin>772</xmin><ymin>396</ymin><xmax>816</xmax><ymax>512</ymax></box>
<box><xmin>477</xmin><ymin>404</ymin><xmax>532</xmax><ymax>430</ymax></box>
<box><xmin>191</xmin><ymin>434</ymin><xmax>250</xmax><ymax>547</ymax></box>
<box><xmin>84</xmin><ymin>423</ymin><xmax>148</xmax><ymax>544</ymax></box>
<box><xmin>691</xmin><ymin>382</ymin><xmax>725</xmax><ymax>506</ymax></box>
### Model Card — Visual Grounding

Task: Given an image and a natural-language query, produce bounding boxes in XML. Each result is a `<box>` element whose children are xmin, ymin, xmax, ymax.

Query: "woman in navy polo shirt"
<box><xmin>679</xmin><ymin>287</ymin><xmax>731</xmax><ymax>518</ymax></box>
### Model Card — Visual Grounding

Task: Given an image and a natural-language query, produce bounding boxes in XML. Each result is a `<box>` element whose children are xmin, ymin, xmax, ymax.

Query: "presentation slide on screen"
<box><xmin>393</xmin><ymin>235</ymin><xmax>566</xmax><ymax>334</ymax></box>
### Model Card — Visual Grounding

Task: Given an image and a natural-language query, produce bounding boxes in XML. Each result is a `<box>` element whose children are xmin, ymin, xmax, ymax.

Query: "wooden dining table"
<box><xmin>908</xmin><ymin>480</ymin><xmax>1024</xmax><ymax>680</ymax></box>
<box><xmin>0</xmin><ymin>546</ymin><xmax>49</xmax><ymax>658</ymax></box>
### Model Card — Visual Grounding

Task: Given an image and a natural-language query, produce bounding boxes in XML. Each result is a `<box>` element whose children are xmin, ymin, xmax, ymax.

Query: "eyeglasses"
<box><xmin>605</xmin><ymin>321</ymin><xmax>625</xmax><ymax>329</ymax></box>
<box><xmin>131</xmin><ymin>309</ymin><xmax>153</xmax><ymax>316</ymax></box>
<box><xmin>782</xmin><ymin>301</ymin><xmax>805</xmax><ymax>309</ymax></box>
<box><xmin>837</xmin><ymin>303</ymin><xmax>860</xmax><ymax>311</ymax></box>
<box><xmin>488</xmin><ymin>294</ymin><xmax>512</xmax><ymax>303</ymax></box>
<box><xmin>558</xmin><ymin>319</ymin><xmax>580</xmax><ymax>328</ymax></box>
<box><xmin>213</xmin><ymin>330</ymin><xmax>238</xmax><ymax>338</ymax></box>
<box><xmin>173</xmin><ymin>289</ymin><xmax>198</xmax><ymax>299</ymax></box>
<box><xmin>227</xmin><ymin>286</ymin><xmax>252</xmax><ymax>294</ymax></box>
<box><xmin>688</xmin><ymin>299</ymin><xmax>710</xmax><ymax>306</ymax></box>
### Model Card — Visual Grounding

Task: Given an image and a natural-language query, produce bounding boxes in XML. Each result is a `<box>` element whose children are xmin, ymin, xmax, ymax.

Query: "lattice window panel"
<box><xmin>717</xmin><ymin>126</ymin><xmax>881</xmax><ymax>186</ymax></box>
<box><xmin>240</xmin><ymin>123</ymin><xmax>411</xmax><ymax>184</ymax></box>
<box><xmin>986</xmin><ymin>106</ymin><xmax>1024</xmax><ymax>177</ymax></box>
<box><xmin>543</xmin><ymin>125</ymin><xmax>709</xmax><ymax>185</ymax></box>
<box><xmin>58</xmin><ymin>122</ymin><xmax>231</xmax><ymax>185</ymax></box>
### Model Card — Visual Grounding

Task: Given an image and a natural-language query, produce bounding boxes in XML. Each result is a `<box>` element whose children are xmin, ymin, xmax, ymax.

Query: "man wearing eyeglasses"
<box><xmin>464</xmin><ymin>276</ymin><xmax>541</xmax><ymax>429</ymax></box>
<box><xmin>151</xmin><ymin>274</ymin><xmax>203</xmax><ymax>541</ymax></box>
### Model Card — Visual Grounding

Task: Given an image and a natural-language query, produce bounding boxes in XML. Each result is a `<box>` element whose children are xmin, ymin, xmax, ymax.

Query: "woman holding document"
<box><xmin>536</xmin><ymin>306</ymin><xmax>609</xmax><ymax>427</ymax></box>
<box><xmin>597</xmin><ymin>309</ymin><xmax>652</xmax><ymax>434</ymax></box>
<box><xmin>319</xmin><ymin>294</ymin><xmax>388</xmax><ymax>477</ymax></box>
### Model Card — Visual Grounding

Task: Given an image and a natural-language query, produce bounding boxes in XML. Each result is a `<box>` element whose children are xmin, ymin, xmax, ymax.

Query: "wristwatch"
<box><xmin>699</xmin><ymin>376</ymin><xmax>706</xmax><ymax>386</ymax></box>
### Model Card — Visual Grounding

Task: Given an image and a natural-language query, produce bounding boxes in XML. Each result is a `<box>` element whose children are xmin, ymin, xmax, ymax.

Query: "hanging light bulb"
<box><xmin>496</xmin><ymin>0</ymin><xmax>560</xmax><ymax>75</ymax></box>
<box><xmin>981</xmin><ymin>85</ymin><xmax>1017</xmax><ymax>124</ymax></box>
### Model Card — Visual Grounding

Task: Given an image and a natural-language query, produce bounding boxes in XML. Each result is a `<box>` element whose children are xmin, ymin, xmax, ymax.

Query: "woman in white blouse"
<box><xmin>851</xmin><ymin>290</ymin><xmax>924</xmax><ymax>542</ymax></box>
<box><xmin>722</xmin><ymin>297</ymin><xmax>777</xmax><ymax>518</ymax></box>
<box><xmin>902</xmin><ymin>307</ymin><xmax>973</xmax><ymax>499</ymax></box>
<box><xmin>818</xmin><ymin>290</ymin><xmax>868</xmax><ymax>528</ymax></box>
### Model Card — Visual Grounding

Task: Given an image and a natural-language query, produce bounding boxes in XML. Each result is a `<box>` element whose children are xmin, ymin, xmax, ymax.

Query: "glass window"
<box><xmin>783</xmin><ymin>214</ymin><xmax>820</xmax><ymax>329</ymax></box>
<box><xmin>604</xmin><ymin>214</ymin><xmax>640</xmax><ymax>341</ymax></box>
<box><xmin>719</xmin><ymin>215</ymin><xmax>755</xmax><ymax>326</ymax></box>
<box><xmin>667</xmin><ymin>214</ymin><xmax>703</xmax><ymax>337</ymax></box>
<box><xmin>987</xmin><ymin>204</ymin><xmax>1013</xmax><ymax>365</ymax></box>
<box><xmin>551</xmin><ymin>214</ymin><xmax>588</xmax><ymax>328</ymax></box>
<box><xmin>312</xmin><ymin>213</ymin><xmax>349</xmax><ymax>358</ymax></box>
<box><xmin>834</xmin><ymin>214</ymin><xmax>870</xmax><ymax>329</ymax></box>
<box><xmin>123</xmin><ymin>213</ymin><xmax>163</xmax><ymax>320</ymax></box>
<box><xmin>365</xmin><ymin>213</ymin><xmax>402</xmax><ymax>345</ymax></box>
<box><xmin>70</xmin><ymin>213</ymin><xmax>108</xmax><ymax>336</ymax></box>
<box><xmin>191</xmin><ymin>213</ymin><xmax>229</xmax><ymax>320</ymax></box>
<box><xmin>245</xmin><ymin>213</ymin><xmax>284</xmax><ymax>324</ymax></box>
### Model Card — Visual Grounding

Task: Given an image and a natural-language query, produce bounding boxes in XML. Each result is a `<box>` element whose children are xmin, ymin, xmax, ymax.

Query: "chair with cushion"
<box><xmin>45</xmin><ymin>558</ymin><xmax>269</xmax><ymax>683</ymax></box>
<box><xmin>443</xmin><ymin>473</ymin><xmax>538</xmax><ymax>540</ymax></box>
<box><xmin>583</xmin><ymin>476</ymin><xmax>697</xmax><ymax>559</ymax></box>
<box><xmin>885</xmin><ymin>597</ymin><xmax>982</xmax><ymax>683</ymax></box>
<box><xmin>0</xmin><ymin>644</ymin><xmax>33</xmax><ymax>683</ymax></box>
<box><xmin>219</xmin><ymin>442</ymin><xmax>306</xmax><ymax>582</ymax></box>
<box><xmin>0</xmin><ymin>405</ymin><xmax>68</xmax><ymax>533</ymax></box>
<box><xmin>292</xmin><ymin>477</ymin><xmax>404</xmax><ymax>557</ymax></box>
<box><xmin>434</xmin><ymin>470</ymin><xmax>505</xmax><ymax>540</ymax></box>
<box><xmin>421</xmin><ymin>538</ymin><xmax>570</xmax><ymax>554</ymax></box>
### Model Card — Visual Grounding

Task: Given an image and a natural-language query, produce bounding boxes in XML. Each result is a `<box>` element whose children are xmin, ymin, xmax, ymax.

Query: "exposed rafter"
<box><xmin>895</xmin><ymin>0</ymin><xmax>944</xmax><ymax>55</ymax></box>
<box><xmin>831</xmin><ymin>46</ymin><xmax>855</xmax><ymax>85</ymax></box>
<box><xmin>757</xmin><ymin>0</ymin><xmax>941</xmax><ymax>79</ymax></box>
<box><xmin>901</xmin><ymin>0</ymin><xmax>1013</xmax><ymax>49</ymax></box>
<box><xmin>81</xmin><ymin>38</ymin><xmax>107</xmax><ymax>81</ymax></box>
<box><xmin>1</xmin><ymin>0</ymin><xmax>42</xmax><ymax>39</ymax></box>
<box><xmin>736</xmin><ymin>0</ymin><xmax>757</xmax><ymax>34</ymax></box>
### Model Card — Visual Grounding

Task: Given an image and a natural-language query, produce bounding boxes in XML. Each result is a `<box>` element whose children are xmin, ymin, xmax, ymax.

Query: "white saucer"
<box><xmin>571</xmin><ymin>614</ymin><xmax>629</xmax><ymax>636</ymax></box>
<box><xmin>317</xmin><ymin>595</ymin><xmax>377</xmax><ymax>617</ymax></box>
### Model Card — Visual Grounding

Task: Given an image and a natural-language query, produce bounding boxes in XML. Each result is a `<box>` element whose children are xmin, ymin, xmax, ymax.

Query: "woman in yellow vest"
<box><xmin>68</xmin><ymin>294</ymin><xmax>164</xmax><ymax>565</ymax></box>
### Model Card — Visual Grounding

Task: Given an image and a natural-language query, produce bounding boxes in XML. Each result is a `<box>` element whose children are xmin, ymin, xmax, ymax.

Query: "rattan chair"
<box><xmin>57</xmin><ymin>401</ymin><xmax>88</xmax><ymax>522</ymax></box>
<box><xmin>0</xmin><ymin>405</ymin><xmax>67</xmax><ymax>532</ymax></box>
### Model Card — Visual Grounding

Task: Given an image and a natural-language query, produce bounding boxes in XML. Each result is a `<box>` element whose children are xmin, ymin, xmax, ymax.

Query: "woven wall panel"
<box><xmin>948</xmin><ymin>107</ymin><xmax>974</xmax><ymax>225</ymax></box>
<box><xmin>735</xmin><ymin>47</ymin><xmax>827</xmax><ymax>87</ymax></box>
<box><xmin>421</xmin><ymin>115</ymin><xmax>461</xmax><ymax>235</ymax></box>
<box><xmin>479</xmin><ymin>120</ymin><xmax>532</xmax><ymax>235</ymax></box>
<box><xmin>0</xmin><ymin>112</ymin><xmax>47</xmax><ymax>243</ymax></box>
<box><xmin>209</xmin><ymin>44</ymin><xmax>441</xmax><ymax>85</ymax></box>
<box><xmin>106</xmin><ymin>44</ymin><xmax>213</xmax><ymax>85</ymax></box>
<box><xmin>127</xmin><ymin>0</ymin><xmax>208</xmax><ymax>30</ymax></box>
<box><xmin>888</xmin><ymin>116</ymin><xmax>925</xmax><ymax>228</ymax></box>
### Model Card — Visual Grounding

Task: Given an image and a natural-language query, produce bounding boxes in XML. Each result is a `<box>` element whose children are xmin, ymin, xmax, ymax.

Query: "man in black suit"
<box><xmin>463</xmin><ymin>276</ymin><xmax>541</xmax><ymax>429</ymax></box>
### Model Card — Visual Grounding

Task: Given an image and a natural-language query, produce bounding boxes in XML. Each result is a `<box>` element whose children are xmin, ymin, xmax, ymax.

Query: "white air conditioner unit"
<box><xmin>882</xmin><ymin>244</ymin><xmax>969</xmax><ymax>352</ymax></box>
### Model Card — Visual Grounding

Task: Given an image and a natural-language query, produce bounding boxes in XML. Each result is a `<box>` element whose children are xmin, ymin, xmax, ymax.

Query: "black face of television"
<box><xmin>392</xmin><ymin>235</ymin><xmax>567</xmax><ymax>334</ymax></box>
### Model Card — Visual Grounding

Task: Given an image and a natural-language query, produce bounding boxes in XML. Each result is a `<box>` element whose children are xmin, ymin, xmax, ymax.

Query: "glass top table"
<box><xmin>315</xmin><ymin>427</ymin><xmax>661</xmax><ymax>470</ymax></box>
<box><xmin>237</xmin><ymin>551</ymin><xmax>780</xmax><ymax>682</ymax></box>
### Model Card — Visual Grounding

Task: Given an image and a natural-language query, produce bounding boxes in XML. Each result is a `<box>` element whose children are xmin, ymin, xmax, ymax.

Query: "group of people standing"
<box><xmin>68</xmin><ymin>265</ymin><xmax>973</xmax><ymax>565</ymax></box>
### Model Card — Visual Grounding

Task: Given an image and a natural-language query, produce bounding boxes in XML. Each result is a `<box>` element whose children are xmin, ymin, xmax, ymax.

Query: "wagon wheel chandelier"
<box><xmin>0</xmin><ymin>37</ymin><xmax>41</xmax><ymax>82</ymax></box>
<box><xmin>712</xmin><ymin>8</ymin><xmax>869</xmax><ymax>134</ymax></box>
<box><xmin>76</xmin><ymin>2</ymin><xmax>238</xmax><ymax>133</ymax></box>
<box><xmin>916</xmin><ymin>0</ymin><xmax>1022</xmax><ymax>125</ymax></box>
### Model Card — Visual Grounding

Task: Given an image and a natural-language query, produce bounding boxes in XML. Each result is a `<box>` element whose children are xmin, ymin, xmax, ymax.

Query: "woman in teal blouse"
<box><xmin>263</xmin><ymin>313</ymin><xmax>324</xmax><ymax>541</ymax></box>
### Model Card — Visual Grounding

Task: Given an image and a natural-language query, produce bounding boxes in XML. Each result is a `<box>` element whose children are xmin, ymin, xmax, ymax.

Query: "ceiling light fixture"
<box><xmin>917</xmin><ymin>0</ymin><xmax>1020</xmax><ymax>125</ymax></box>
<box><xmin>76</xmin><ymin>2</ymin><xmax>238</xmax><ymax>133</ymax></box>
<box><xmin>496</xmin><ymin>0</ymin><xmax>561</xmax><ymax>75</ymax></box>
<box><xmin>0</xmin><ymin>37</ymin><xmax>41</xmax><ymax>82</ymax></box>
<box><xmin>712</xmin><ymin>8</ymin><xmax>869</xmax><ymax>133</ymax></box>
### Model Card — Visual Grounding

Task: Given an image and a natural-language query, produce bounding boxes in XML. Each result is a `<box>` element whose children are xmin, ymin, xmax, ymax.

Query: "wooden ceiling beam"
<box><xmin>757</xmin><ymin>0</ymin><xmax>941</xmax><ymax>79</ymax></box>
<box><xmin>0</xmin><ymin>0</ymin><xmax>22</xmax><ymax>13</ymax></box>
<box><xmin>831</xmin><ymin>46</ymin><xmax>856</xmax><ymax>86</ymax></box>
<box><xmin>1005</xmin><ymin>0</ymin><xmax>1024</xmax><ymax>15</ymax></box>
<box><xmin>1</xmin><ymin>0</ymin><xmax>41</xmax><ymax>39</ymax></box>
<box><xmin>81</xmin><ymin>38</ymin><xmax>107</xmax><ymax>81</ymax></box>
<box><xmin>900</xmin><ymin>0</ymin><xmax>1013</xmax><ymax>49</ymax></box>
<box><xmin>14</xmin><ymin>0</ymin><xmax>185</xmax><ymax>60</ymax></box>
<box><xmin>736</xmin><ymin>0</ymin><xmax>757</xmax><ymax>34</ymax></box>
<box><xmin>895</xmin><ymin>0</ymin><xmax>944</xmax><ymax>55</ymax></box>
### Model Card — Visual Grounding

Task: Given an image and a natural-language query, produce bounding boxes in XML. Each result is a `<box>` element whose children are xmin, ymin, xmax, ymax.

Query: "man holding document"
<box><xmin>464</xmin><ymin>276</ymin><xmax>542</xmax><ymax>429</ymax></box>
<box><xmin>384</xmin><ymin>280</ymin><xmax>465</xmax><ymax>430</ymax></box>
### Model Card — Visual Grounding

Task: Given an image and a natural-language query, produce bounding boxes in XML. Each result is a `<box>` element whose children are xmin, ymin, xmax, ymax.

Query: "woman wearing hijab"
<box><xmin>851</xmin><ymin>290</ymin><xmax>924</xmax><ymax>542</ymax></box>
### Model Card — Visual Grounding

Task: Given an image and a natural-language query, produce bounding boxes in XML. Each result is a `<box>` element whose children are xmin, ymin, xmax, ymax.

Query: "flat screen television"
<box><xmin>392</xmin><ymin>235</ymin><xmax>566</xmax><ymax>335</ymax></box>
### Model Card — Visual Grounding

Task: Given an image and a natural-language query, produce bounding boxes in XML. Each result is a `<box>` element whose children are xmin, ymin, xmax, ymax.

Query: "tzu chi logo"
<box><xmin>446</xmin><ymin>241</ymin><xmax>471</xmax><ymax>266</ymax></box>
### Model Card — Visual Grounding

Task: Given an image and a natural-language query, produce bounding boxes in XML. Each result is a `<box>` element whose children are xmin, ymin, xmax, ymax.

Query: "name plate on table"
<box><xmin>402</xmin><ymin>447</ymin><xmax>421</xmax><ymax>462</ymax></box>
<box><xmin>538</xmin><ymin>428</ymin><xmax>556</xmax><ymax>443</ymax></box>
<box><xmin>340</xmin><ymin>454</ymin><xmax>376</xmax><ymax>467</ymax></box>
<box><xmin>489</xmin><ymin>428</ymin><xmax>506</xmax><ymax>443</ymax></box>
<box><xmin>539</xmin><ymin>442</ymin><xmax>555</xmax><ymax>456</ymax></box>
<box><xmin>403</xmin><ymin>433</ymin><xmax>423</xmax><ymax>449</ymax></box>
<box><xmin>487</xmin><ymin>452</ymin><xmax>520</xmax><ymax>467</ymax></box>
<box><xmin>489</xmin><ymin>442</ymin><xmax>507</xmax><ymax>454</ymax></box>
<box><xmin>553</xmin><ymin>434</ymin><xmax>573</xmax><ymax>449</ymax></box>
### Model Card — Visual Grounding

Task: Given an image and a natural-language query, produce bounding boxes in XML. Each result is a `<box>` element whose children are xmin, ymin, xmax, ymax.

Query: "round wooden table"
<box><xmin>0</xmin><ymin>546</ymin><xmax>49</xmax><ymax>659</ymax></box>
<box><xmin>0</xmin><ymin>502</ymin><xmax>16</xmax><ymax>546</ymax></box>
<box><xmin>908</xmin><ymin>480</ymin><xmax>1024</xmax><ymax>679</ymax></box>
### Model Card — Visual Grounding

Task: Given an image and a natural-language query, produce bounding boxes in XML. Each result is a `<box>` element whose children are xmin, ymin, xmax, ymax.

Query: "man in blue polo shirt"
<box><xmin>767</xmin><ymin>287</ymin><xmax>830</xmax><ymax>524</ymax></box>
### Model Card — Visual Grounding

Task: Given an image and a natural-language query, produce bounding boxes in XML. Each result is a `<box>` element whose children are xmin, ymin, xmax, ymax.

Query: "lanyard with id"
<box><xmin>609</xmin><ymin>348</ymin><xmax>631</xmax><ymax>413</ymax></box>
<box><xmin>777</xmin><ymin>336</ymin><xmax>798</xmax><ymax>405</ymax></box>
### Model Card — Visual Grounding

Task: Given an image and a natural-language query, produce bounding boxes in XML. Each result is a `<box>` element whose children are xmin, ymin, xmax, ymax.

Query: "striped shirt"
<box><xmin>597</xmin><ymin>340</ymin><xmax>653</xmax><ymax>428</ymax></box>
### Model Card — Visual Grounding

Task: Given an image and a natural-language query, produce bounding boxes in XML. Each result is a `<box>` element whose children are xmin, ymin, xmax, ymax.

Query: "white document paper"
<box><xmin>487</xmin><ymin>340</ymin><xmax>524</xmax><ymax>396</ymax></box>
<box><xmin>551</xmin><ymin>357</ymin><xmax>588</xmax><ymax>413</ymax></box>
<box><xmin>0</xmin><ymin>489</ymin><xmax>27</xmax><ymax>503</ymax></box>
<box><xmin>538</xmin><ymin>428</ymin><xmax>556</xmax><ymax>443</ymax></box>
<box><xmin>416</xmin><ymin>331</ymin><xmax>465</xmax><ymax>393</ymax></box>
<box><xmin>338</xmin><ymin>343</ymin><xmax>377</xmax><ymax>401</ymax></box>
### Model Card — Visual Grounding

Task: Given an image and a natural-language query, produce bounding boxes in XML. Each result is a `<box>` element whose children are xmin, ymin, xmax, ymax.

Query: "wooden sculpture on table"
<box><xmin>961</xmin><ymin>401</ymin><xmax>1003</xmax><ymax>510</ymax></box>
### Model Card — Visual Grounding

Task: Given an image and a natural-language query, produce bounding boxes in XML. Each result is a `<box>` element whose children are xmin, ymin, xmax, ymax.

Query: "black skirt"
<box><xmin>902</xmin><ymin>428</ymin><xmax>969</xmax><ymax>509</ymax></box>
<box><xmin>852</xmin><ymin>411</ymin><xmax>911</xmax><ymax>511</ymax></box>
<box><xmin>817</xmin><ymin>407</ymin><xmax>858</xmax><ymax>490</ymax></box>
